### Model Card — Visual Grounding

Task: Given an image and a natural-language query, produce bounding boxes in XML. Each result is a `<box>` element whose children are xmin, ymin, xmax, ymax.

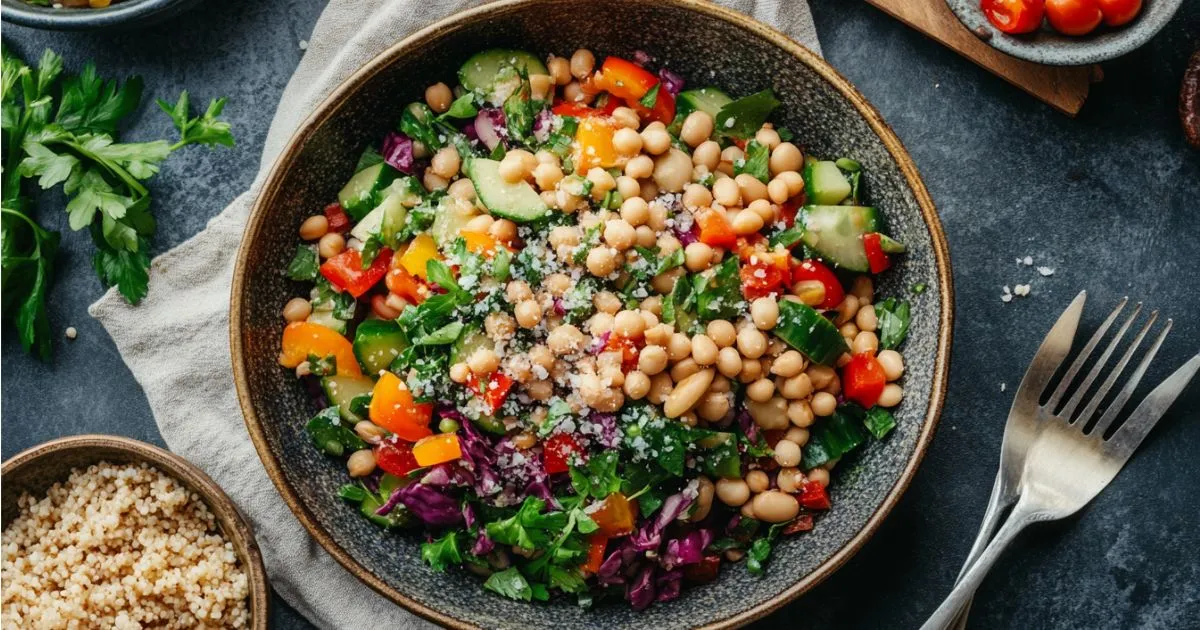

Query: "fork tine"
<box><xmin>1073</xmin><ymin>311</ymin><xmax>1159</xmax><ymax>428</ymax></box>
<box><xmin>1012</xmin><ymin>290</ymin><xmax>1088</xmax><ymax>409</ymax></box>
<box><xmin>1089</xmin><ymin>319</ymin><xmax>1172</xmax><ymax>436</ymax></box>
<box><xmin>1105</xmin><ymin>353</ymin><xmax>1200</xmax><ymax>455</ymax></box>
<box><xmin>1056</xmin><ymin>302</ymin><xmax>1142</xmax><ymax>420</ymax></box>
<box><xmin>1045</xmin><ymin>297</ymin><xmax>1128</xmax><ymax>410</ymax></box>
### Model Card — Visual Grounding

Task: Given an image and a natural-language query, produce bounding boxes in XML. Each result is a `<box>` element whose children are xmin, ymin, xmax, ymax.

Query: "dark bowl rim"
<box><xmin>0</xmin><ymin>434</ymin><xmax>271</xmax><ymax>629</ymax></box>
<box><xmin>1</xmin><ymin>0</ymin><xmax>193</xmax><ymax>30</ymax></box>
<box><xmin>942</xmin><ymin>0</ymin><xmax>1185</xmax><ymax>66</ymax></box>
<box><xmin>229</xmin><ymin>0</ymin><xmax>955</xmax><ymax>627</ymax></box>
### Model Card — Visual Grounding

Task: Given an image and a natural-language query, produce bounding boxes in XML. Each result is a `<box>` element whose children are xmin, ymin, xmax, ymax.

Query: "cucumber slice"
<box><xmin>321</xmin><ymin>374</ymin><xmax>376</xmax><ymax>423</ymax></box>
<box><xmin>450</xmin><ymin>326</ymin><xmax>494</xmax><ymax>366</ymax></box>
<box><xmin>879</xmin><ymin>234</ymin><xmax>907</xmax><ymax>254</ymax></box>
<box><xmin>799</xmin><ymin>205</ymin><xmax>883</xmax><ymax>272</ymax></box>
<box><xmin>338</xmin><ymin>163</ymin><xmax>400</xmax><ymax>221</ymax></box>
<box><xmin>775</xmin><ymin>300</ymin><xmax>849</xmax><ymax>366</ymax></box>
<box><xmin>353</xmin><ymin>320</ymin><xmax>408</xmax><ymax>376</ymax></box>
<box><xmin>458</xmin><ymin>49</ymin><xmax>548</xmax><ymax>96</ymax></box>
<box><xmin>472</xmin><ymin>414</ymin><xmax>507</xmax><ymax>436</ymax></box>
<box><xmin>306</xmin><ymin>310</ymin><xmax>347</xmax><ymax>335</ymax></box>
<box><xmin>465</xmin><ymin>158</ymin><xmax>550</xmax><ymax>223</ymax></box>
<box><xmin>350</xmin><ymin>183</ymin><xmax>416</xmax><ymax>246</ymax></box>
<box><xmin>430</xmin><ymin>196</ymin><xmax>477</xmax><ymax>247</ymax></box>
<box><xmin>359</xmin><ymin>491</ymin><xmax>412</xmax><ymax>528</ymax></box>
<box><xmin>803</xmin><ymin>161</ymin><xmax>852</xmax><ymax>205</ymax></box>
<box><xmin>678</xmin><ymin>88</ymin><xmax>733</xmax><ymax>118</ymax></box>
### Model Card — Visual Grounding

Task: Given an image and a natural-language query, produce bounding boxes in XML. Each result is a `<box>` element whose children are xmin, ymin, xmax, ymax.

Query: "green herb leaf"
<box><xmin>55</xmin><ymin>63</ymin><xmax>143</xmax><ymax>135</ymax></box>
<box><xmin>803</xmin><ymin>405</ymin><xmax>869</xmax><ymax>469</ymax></box>
<box><xmin>638</xmin><ymin>84</ymin><xmax>661</xmax><ymax>109</ymax></box>
<box><xmin>400</xmin><ymin>102</ymin><xmax>442</xmax><ymax>150</ymax></box>
<box><xmin>305</xmin><ymin>353</ymin><xmax>337</xmax><ymax>377</ymax></box>
<box><xmin>768</xmin><ymin>225</ymin><xmax>805</xmax><ymax>249</ymax></box>
<box><xmin>746</xmin><ymin>536</ymin><xmax>772</xmax><ymax>576</ymax></box>
<box><xmin>286</xmin><ymin>244</ymin><xmax>320</xmax><ymax>281</ymax></box>
<box><xmin>863</xmin><ymin>406</ymin><xmax>897</xmax><ymax>439</ymax></box>
<box><xmin>156</xmin><ymin>92</ymin><xmax>235</xmax><ymax>149</ymax></box>
<box><xmin>414</xmin><ymin>321</ymin><xmax>464</xmax><ymax>346</ymax></box>
<box><xmin>735</xmin><ymin>140</ymin><xmax>770</xmax><ymax>183</ymax></box>
<box><xmin>91</xmin><ymin>232</ymin><xmax>150</xmax><ymax>304</ymax></box>
<box><xmin>568</xmin><ymin>450</ymin><xmax>621</xmax><ymax>500</ymax></box>
<box><xmin>714</xmin><ymin>90</ymin><xmax>779</xmax><ymax>140</ymax></box>
<box><xmin>305</xmin><ymin>406</ymin><xmax>367</xmax><ymax>457</ymax></box>
<box><xmin>655</xmin><ymin>247</ymin><xmax>685</xmax><ymax>275</ymax></box>
<box><xmin>421</xmin><ymin>531</ymin><xmax>465</xmax><ymax>573</ymax></box>
<box><xmin>484</xmin><ymin>568</ymin><xmax>534</xmax><ymax>601</ymax></box>
<box><xmin>360</xmin><ymin>234</ymin><xmax>384</xmax><ymax>269</ymax></box>
<box><xmin>337</xmin><ymin>484</ymin><xmax>368</xmax><ymax>503</ymax></box>
<box><xmin>875</xmin><ymin>298</ymin><xmax>912</xmax><ymax>350</ymax></box>
<box><xmin>426</xmin><ymin>258</ymin><xmax>463</xmax><ymax>294</ymax></box>
<box><xmin>694</xmin><ymin>257</ymin><xmax>743</xmax><ymax>322</ymax></box>
<box><xmin>441</xmin><ymin>93</ymin><xmax>478</xmax><ymax>120</ymax></box>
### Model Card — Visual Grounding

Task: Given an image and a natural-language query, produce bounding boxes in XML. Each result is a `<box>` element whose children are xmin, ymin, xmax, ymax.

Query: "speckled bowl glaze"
<box><xmin>1</xmin><ymin>435</ymin><xmax>270</xmax><ymax>629</ymax></box>
<box><xmin>945</xmin><ymin>0</ymin><xmax>1184</xmax><ymax>66</ymax></box>
<box><xmin>231</xmin><ymin>1</ymin><xmax>953</xmax><ymax>627</ymax></box>
<box><xmin>1</xmin><ymin>0</ymin><xmax>200</xmax><ymax>31</ymax></box>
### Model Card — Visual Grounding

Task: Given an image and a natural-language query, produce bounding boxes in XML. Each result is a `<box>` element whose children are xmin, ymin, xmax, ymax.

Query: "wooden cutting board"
<box><xmin>863</xmin><ymin>0</ymin><xmax>1097</xmax><ymax>116</ymax></box>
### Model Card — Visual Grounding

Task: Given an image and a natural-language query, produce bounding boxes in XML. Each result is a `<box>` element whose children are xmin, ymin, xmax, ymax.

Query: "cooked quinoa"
<box><xmin>2</xmin><ymin>462</ymin><xmax>250</xmax><ymax>629</ymax></box>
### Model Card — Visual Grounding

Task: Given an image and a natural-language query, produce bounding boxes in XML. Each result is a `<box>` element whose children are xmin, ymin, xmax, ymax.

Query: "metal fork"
<box><xmin>922</xmin><ymin>297</ymin><xmax>1200</xmax><ymax>630</ymax></box>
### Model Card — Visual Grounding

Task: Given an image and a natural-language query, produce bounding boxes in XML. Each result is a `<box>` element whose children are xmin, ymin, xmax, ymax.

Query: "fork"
<box><xmin>922</xmin><ymin>297</ymin><xmax>1200</xmax><ymax>630</ymax></box>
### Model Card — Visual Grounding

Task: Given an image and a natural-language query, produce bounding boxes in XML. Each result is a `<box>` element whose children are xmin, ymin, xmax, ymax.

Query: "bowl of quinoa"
<box><xmin>1</xmin><ymin>435</ymin><xmax>269</xmax><ymax>629</ymax></box>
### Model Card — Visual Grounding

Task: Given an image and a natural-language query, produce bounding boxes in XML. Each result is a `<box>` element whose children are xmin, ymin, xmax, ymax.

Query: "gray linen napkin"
<box><xmin>89</xmin><ymin>1</ymin><xmax>820</xmax><ymax>627</ymax></box>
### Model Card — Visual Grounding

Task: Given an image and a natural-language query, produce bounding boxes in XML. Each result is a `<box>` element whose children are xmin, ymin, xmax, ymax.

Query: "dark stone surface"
<box><xmin>2</xmin><ymin>0</ymin><xmax>1198</xmax><ymax>628</ymax></box>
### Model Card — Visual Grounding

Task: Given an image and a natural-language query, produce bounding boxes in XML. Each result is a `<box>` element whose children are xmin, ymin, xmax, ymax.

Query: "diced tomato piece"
<box><xmin>369</xmin><ymin>372</ymin><xmax>434</xmax><ymax>441</ymax></box>
<box><xmin>842</xmin><ymin>352</ymin><xmax>887</xmax><ymax>408</ymax></box>
<box><xmin>790</xmin><ymin>259</ymin><xmax>845</xmax><ymax>309</ymax></box>
<box><xmin>605</xmin><ymin>333</ymin><xmax>642</xmax><ymax>371</ymax></box>
<box><xmin>862</xmin><ymin>233</ymin><xmax>891</xmax><ymax>274</ymax></box>
<box><xmin>551</xmin><ymin>95</ymin><xmax>621</xmax><ymax>118</ymax></box>
<box><xmin>384</xmin><ymin>266</ymin><xmax>429</xmax><ymax>305</ymax></box>
<box><xmin>543</xmin><ymin>433</ymin><xmax>582</xmax><ymax>474</ymax></box>
<box><xmin>278</xmin><ymin>321</ymin><xmax>362</xmax><ymax>376</ymax></box>
<box><xmin>320</xmin><ymin>248</ymin><xmax>393</xmax><ymax>298</ymax></box>
<box><xmin>778</xmin><ymin>199</ymin><xmax>800</xmax><ymax>227</ymax></box>
<box><xmin>695</xmin><ymin>208</ymin><xmax>737</xmax><ymax>249</ymax></box>
<box><xmin>798</xmin><ymin>481</ymin><xmax>831</xmax><ymax>510</ymax></box>
<box><xmin>466</xmin><ymin>372</ymin><xmax>514</xmax><ymax>415</ymax></box>
<box><xmin>375</xmin><ymin>438</ymin><xmax>420</xmax><ymax>477</ymax></box>
<box><xmin>682</xmin><ymin>555</ymin><xmax>721</xmax><ymax>584</ymax></box>
<box><xmin>739</xmin><ymin>250</ymin><xmax>791</xmax><ymax>300</ymax></box>
<box><xmin>412</xmin><ymin>433</ymin><xmax>463</xmax><ymax>467</ymax></box>
<box><xmin>323</xmin><ymin>203</ymin><xmax>351</xmax><ymax>233</ymax></box>
<box><xmin>582</xmin><ymin>534</ymin><xmax>609</xmax><ymax>573</ymax></box>
<box><xmin>587</xmin><ymin>492</ymin><xmax>636</xmax><ymax>536</ymax></box>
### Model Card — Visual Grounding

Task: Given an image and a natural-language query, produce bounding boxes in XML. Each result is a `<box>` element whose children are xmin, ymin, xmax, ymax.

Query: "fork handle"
<box><xmin>948</xmin><ymin>473</ymin><xmax>1017</xmax><ymax>629</ymax></box>
<box><xmin>920</xmin><ymin>501</ymin><xmax>1045</xmax><ymax>630</ymax></box>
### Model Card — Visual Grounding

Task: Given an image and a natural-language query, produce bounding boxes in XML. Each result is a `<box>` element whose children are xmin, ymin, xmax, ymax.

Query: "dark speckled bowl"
<box><xmin>231</xmin><ymin>1</ymin><xmax>953</xmax><ymax>627</ymax></box>
<box><xmin>945</xmin><ymin>0</ymin><xmax>1184</xmax><ymax>66</ymax></box>
<box><xmin>1</xmin><ymin>0</ymin><xmax>200</xmax><ymax>30</ymax></box>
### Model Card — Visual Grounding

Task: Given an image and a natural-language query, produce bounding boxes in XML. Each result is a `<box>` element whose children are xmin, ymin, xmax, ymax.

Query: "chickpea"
<box><xmin>431</xmin><ymin>145</ymin><xmax>461</xmax><ymax>179</ymax></box>
<box><xmin>787</xmin><ymin>400</ymin><xmax>815</xmax><ymax>427</ymax></box>
<box><xmin>529</xmin><ymin>73</ymin><xmax>553</xmax><ymax>101</ymax></box>
<box><xmin>624</xmin><ymin>155</ymin><xmax>654</xmax><ymax>180</ymax></box>
<box><xmin>640</xmin><ymin>310</ymin><xmax>660</xmax><ymax>329</ymax></box>
<box><xmin>691</xmin><ymin>334</ymin><xmax>719</xmax><ymax>366</ymax></box>
<box><xmin>835</xmin><ymin>294</ymin><xmax>861</xmax><ymax>325</ymax></box>
<box><xmin>792</xmin><ymin>279</ymin><xmax>826</xmax><ymax>307</ymax></box>
<box><xmin>746</xmin><ymin>199</ymin><xmax>775</xmax><ymax>223</ymax></box>
<box><xmin>667</xmin><ymin>332</ymin><xmax>692</xmax><ymax>361</ymax></box>
<box><xmin>735</xmin><ymin>173</ymin><xmax>769</xmax><ymax>203</ymax></box>
<box><xmin>653</xmin><ymin>148</ymin><xmax>692</xmax><ymax>192</ymax></box>
<box><xmin>485</xmin><ymin>312</ymin><xmax>517</xmax><ymax>340</ymax></box>
<box><xmin>612</xmin><ymin>310</ymin><xmax>644</xmax><ymax>338</ymax></box>
<box><xmin>697</xmin><ymin>390</ymin><xmax>731</xmax><ymax>421</ymax></box>
<box><xmin>746</xmin><ymin>469</ymin><xmax>769</xmax><ymax>493</ymax></box>
<box><xmin>601</xmin><ymin>219</ymin><xmax>635</xmax><ymax>251</ymax></box>
<box><xmin>515</xmin><ymin>300</ymin><xmax>543</xmax><ymax>328</ymax></box>
<box><xmin>645</xmin><ymin>323</ymin><xmax>673</xmax><ymax>346</ymax></box>
<box><xmin>719</xmin><ymin>145</ymin><xmax>745</xmax><ymax>175</ymax></box>
<box><xmin>586</xmin><ymin>246</ymin><xmax>618</xmax><ymax>277</ymax></box>
<box><xmin>746</xmin><ymin>378</ymin><xmax>776</xmax><ymax>402</ymax></box>
<box><xmin>773</xmin><ymin>439</ymin><xmax>802</xmax><ymax>467</ymax></box>
<box><xmin>489</xmin><ymin>219</ymin><xmax>517</xmax><ymax>243</ymax></box>
<box><xmin>299</xmin><ymin>215</ymin><xmax>328</xmax><ymax>241</ymax></box>
<box><xmin>740</xmin><ymin>502</ymin><xmax>758</xmax><ymax>520</ymax></box>
<box><xmin>767</xmin><ymin>178</ymin><xmax>790</xmax><ymax>204</ymax></box>
<box><xmin>716</xmin><ymin>347</ymin><xmax>743</xmax><ymax>378</ymax></box>
<box><xmin>878</xmin><ymin>383</ymin><xmax>904</xmax><ymax>407</ymax></box>
<box><xmin>811</xmin><ymin>391</ymin><xmax>838</xmax><ymax>416</ymax></box>
<box><xmin>547</xmin><ymin>324</ymin><xmax>586</xmax><ymax>355</ymax></box>
<box><xmin>716</xmin><ymin>478</ymin><xmax>751</xmax><ymax>505</ymax></box>
<box><xmin>703</xmin><ymin>320</ymin><xmax>734</xmax><ymax>348</ymax></box>
<box><xmin>627</xmin><ymin>344</ymin><xmax>664</xmax><ymax>377</ymax></box>
<box><xmin>640</xmin><ymin>122</ymin><xmax>672</xmax><ymax>156</ymax></box>
<box><xmin>282</xmin><ymin>297</ymin><xmax>312</xmax><ymax>322</ymax></box>
<box><xmin>467</xmin><ymin>348</ymin><xmax>500</xmax><ymax>375</ymax></box>
<box><xmin>624</xmin><ymin>371</ymin><xmax>651</xmax><ymax>400</ymax></box>
<box><xmin>877</xmin><ymin>350</ymin><xmax>905</xmax><ymax>381</ymax></box>
<box><xmin>588</xmin><ymin>312</ymin><xmax>615</xmax><ymax>336</ymax></box>
<box><xmin>423</xmin><ymin>171</ymin><xmax>449</xmax><ymax>192</ymax></box>
<box><xmin>785</xmin><ymin>427</ymin><xmax>810</xmax><ymax>447</ymax></box>
<box><xmin>755</xmin><ymin>126</ymin><xmax>782</xmax><ymax>149</ymax></box>
<box><xmin>852</xmin><ymin>331</ymin><xmax>879</xmax><ymax>355</ymax></box>
<box><xmin>731</xmin><ymin>209</ymin><xmax>764</xmax><ymax>236</ymax></box>
<box><xmin>347</xmin><ymin>449</ymin><xmax>377</xmax><ymax>477</ymax></box>
<box><xmin>318</xmin><ymin>232</ymin><xmax>345</xmax><ymax>259</ymax></box>
<box><xmin>651</xmin><ymin>267</ymin><xmax>684</xmax><ymax>294</ymax></box>
<box><xmin>569</xmin><ymin>48</ymin><xmax>595</xmax><ymax>79</ymax></box>
<box><xmin>769</xmin><ymin>142</ymin><xmax>804</xmax><ymax>175</ymax></box>
<box><xmin>753</xmin><ymin>491</ymin><xmax>800</xmax><ymax>523</ymax></box>
<box><xmin>856</xmin><ymin>304</ymin><xmax>878</xmax><ymax>333</ymax></box>
<box><xmin>739</xmin><ymin>358</ymin><xmax>764</xmax><ymax>383</ymax></box>
<box><xmin>647</xmin><ymin>372</ymin><xmax>674</xmax><ymax>404</ymax></box>
<box><xmin>506</xmin><ymin>280</ymin><xmax>534</xmax><ymax>303</ymax></box>
<box><xmin>746</xmin><ymin>396</ymin><xmax>789</xmax><ymax>430</ymax></box>
<box><xmin>548</xmin><ymin>55</ymin><xmax>571</xmax><ymax>85</ymax></box>
<box><xmin>688</xmin><ymin>477</ymin><xmax>715</xmax><ymax>522</ymax></box>
<box><xmin>686</xmin><ymin>142</ymin><xmax>717</xmax><ymax>172</ymax></box>
<box><xmin>647</xmin><ymin>200</ymin><xmax>668</xmax><ymax>231</ymax></box>
<box><xmin>770</xmin><ymin>350</ymin><xmax>805</xmax><ymax>378</ymax></box>
<box><xmin>712</xmin><ymin>177</ymin><xmax>741</xmax><ymax>207</ymax></box>
<box><xmin>612</xmin><ymin>127</ymin><xmax>643</xmax><ymax>155</ymax></box>
<box><xmin>448</xmin><ymin>177</ymin><xmax>476</xmax><ymax>201</ymax></box>
<box><xmin>354</xmin><ymin>421</ymin><xmax>388</xmax><ymax>444</ymax></box>
<box><xmin>779</xmin><ymin>373</ymin><xmax>814</xmax><ymax>400</ymax></box>
<box><xmin>670</xmin><ymin>357</ymin><xmax>701</xmax><ymax>382</ymax></box>
<box><xmin>677</xmin><ymin>184</ymin><xmax>710</xmax><ymax>211</ymax></box>
<box><xmin>850</xmin><ymin>276</ymin><xmax>874</xmax><ymax>304</ymax></box>
<box><xmin>634</xmin><ymin>225</ymin><xmax>657</xmax><ymax>248</ymax></box>
<box><xmin>683</xmin><ymin>242</ymin><xmax>714</xmax><ymax>272</ymax></box>
<box><xmin>545</xmin><ymin>273</ymin><xmax>572</xmax><ymax>296</ymax></box>
<box><xmin>586</xmin><ymin>167</ymin><xmax>616</xmax><ymax>199</ymax></box>
<box><xmin>533</xmin><ymin>162</ymin><xmax>564</xmax><ymax>191</ymax></box>
<box><xmin>736</xmin><ymin>327</ymin><xmax>768</xmax><ymax>359</ymax></box>
<box><xmin>424</xmin><ymin>82</ymin><xmax>453</xmax><ymax>113</ymax></box>
<box><xmin>808</xmin><ymin>467</ymin><xmax>831</xmax><ymax>488</ymax></box>
<box><xmin>463</xmin><ymin>214</ymin><xmax>495</xmax><ymax>234</ymax></box>
<box><xmin>499</xmin><ymin>153</ymin><xmax>529</xmax><ymax>183</ymax></box>
<box><xmin>680</xmin><ymin>111</ymin><xmax>714</xmax><ymax>147</ymax></box>
<box><xmin>615</xmin><ymin>175</ymin><xmax>639</xmax><ymax>201</ymax></box>
<box><xmin>449</xmin><ymin>362</ymin><xmax>470</xmax><ymax>383</ymax></box>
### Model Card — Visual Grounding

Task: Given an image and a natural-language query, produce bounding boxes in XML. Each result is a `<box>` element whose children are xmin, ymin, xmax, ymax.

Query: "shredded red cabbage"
<box><xmin>471</xmin><ymin>530</ymin><xmax>495</xmax><ymax>556</ymax></box>
<box><xmin>386</xmin><ymin>483</ymin><xmax>462</xmax><ymax>526</ymax></box>
<box><xmin>737</xmin><ymin>408</ymin><xmax>760</xmax><ymax>444</ymax></box>
<box><xmin>587</xmin><ymin>412</ymin><xmax>621</xmax><ymax>449</ymax></box>
<box><xmin>630</xmin><ymin>489</ymin><xmax>694</xmax><ymax>552</ymax></box>
<box><xmin>657</xmin><ymin>68</ymin><xmax>685</xmax><ymax>96</ymax></box>
<box><xmin>533</xmin><ymin>109</ymin><xmax>553</xmax><ymax>144</ymax></box>
<box><xmin>627</xmin><ymin>564</ymin><xmax>656</xmax><ymax>610</ymax></box>
<box><xmin>661</xmin><ymin>529</ymin><xmax>714</xmax><ymax>570</ymax></box>
<box><xmin>655</xmin><ymin>568</ymin><xmax>683</xmax><ymax>603</ymax></box>
<box><xmin>381</xmin><ymin>132</ymin><xmax>415</xmax><ymax>174</ymax></box>
<box><xmin>462</xmin><ymin>502</ymin><xmax>477</xmax><ymax>529</ymax></box>
<box><xmin>633</xmin><ymin>50</ymin><xmax>652</xmax><ymax>66</ymax></box>
<box><xmin>589</xmin><ymin>330</ymin><xmax>611</xmax><ymax>355</ymax></box>
<box><xmin>474</xmin><ymin>108</ymin><xmax>505</xmax><ymax>151</ymax></box>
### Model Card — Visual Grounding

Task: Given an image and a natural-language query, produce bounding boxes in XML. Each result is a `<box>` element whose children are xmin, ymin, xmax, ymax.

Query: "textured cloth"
<box><xmin>88</xmin><ymin>1</ymin><xmax>820</xmax><ymax>627</ymax></box>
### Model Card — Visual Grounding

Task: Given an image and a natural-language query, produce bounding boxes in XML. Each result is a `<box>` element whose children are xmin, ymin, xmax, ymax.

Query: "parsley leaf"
<box><xmin>693</xmin><ymin>257</ymin><xmax>743</xmax><ymax>322</ymax></box>
<box><xmin>421</xmin><ymin>531</ymin><xmax>465</xmax><ymax>573</ymax></box>
<box><xmin>156</xmin><ymin>91</ymin><xmax>235</xmax><ymax>149</ymax></box>
<box><xmin>875</xmin><ymin>298</ymin><xmax>912</xmax><ymax>349</ymax></box>
<box><xmin>305</xmin><ymin>406</ymin><xmax>367</xmax><ymax>457</ymax></box>
<box><xmin>440</xmin><ymin>93</ymin><xmax>478</xmax><ymax>120</ymax></box>
<box><xmin>735</xmin><ymin>139</ymin><xmax>770</xmax><ymax>183</ymax></box>
<box><xmin>864</xmin><ymin>406</ymin><xmax>897</xmax><ymax>439</ymax></box>
<box><xmin>638</xmin><ymin>83</ymin><xmax>661</xmax><ymax>109</ymax></box>
<box><xmin>90</xmin><ymin>232</ymin><xmax>150</xmax><ymax>304</ymax></box>
<box><xmin>714</xmin><ymin>89</ymin><xmax>780</xmax><ymax>140</ymax></box>
<box><xmin>286</xmin><ymin>245</ymin><xmax>320</xmax><ymax>281</ymax></box>
<box><xmin>484</xmin><ymin>567</ymin><xmax>534</xmax><ymax>601</ymax></box>
<box><xmin>568</xmin><ymin>450</ymin><xmax>621</xmax><ymax>500</ymax></box>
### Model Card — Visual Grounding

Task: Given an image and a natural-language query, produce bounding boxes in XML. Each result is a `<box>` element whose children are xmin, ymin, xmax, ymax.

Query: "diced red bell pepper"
<box><xmin>320</xmin><ymin>248</ymin><xmax>393</xmax><ymax>298</ymax></box>
<box><xmin>587</xmin><ymin>492</ymin><xmax>636</xmax><ymax>536</ymax></box>
<box><xmin>582</xmin><ymin>534</ymin><xmax>609</xmax><ymax>573</ymax></box>
<box><xmin>778</xmin><ymin>199</ymin><xmax>800</xmax><ymax>227</ymax></box>
<box><xmin>375</xmin><ymin>438</ymin><xmax>420</xmax><ymax>477</ymax></box>
<box><xmin>763</xmin><ymin>429</ymin><xmax>788</xmax><ymax>449</ymax></box>
<box><xmin>782</xmin><ymin>514</ymin><xmax>815</xmax><ymax>534</ymax></box>
<box><xmin>682</xmin><ymin>555</ymin><xmax>721</xmax><ymax>584</ymax></box>
<box><xmin>605</xmin><ymin>333</ymin><xmax>643</xmax><ymax>371</ymax></box>
<box><xmin>466</xmin><ymin>371</ymin><xmax>515</xmax><ymax>415</ymax></box>
<box><xmin>862</xmin><ymin>233</ymin><xmax>891</xmax><ymax>274</ymax></box>
<box><xmin>369</xmin><ymin>372</ymin><xmax>434</xmax><ymax>442</ymax></box>
<box><xmin>798</xmin><ymin>481</ymin><xmax>831</xmax><ymax>510</ymax></box>
<box><xmin>324</xmin><ymin>203</ymin><xmax>351</xmax><ymax>233</ymax></box>
<box><xmin>551</xmin><ymin>95</ymin><xmax>621</xmax><ymax>118</ymax></box>
<box><xmin>739</xmin><ymin>250</ymin><xmax>791</xmax><ymax>300</ymax></box>
<box><xmin>543</xmin><ymin>433</ymin><xmax>582</xmax><ymax>474</ymax></box>
<box><xmin>412</xmin><ymin>433</ymin><xmax>463</xmax><ymax>467</ymax></box>
<box><xmin>695</xmin><ymin>208</ymin><xmax>737</xmax><ymax>249</ymax></box>
<box><xmin>842</xmin><ymin>351</ymin><xmax>887</xmax><ymax>408</ymax></box>
<box><xmin>594</xmin><ymin>56</ymin><xmax>676</xmax><ymax>124</ymax></box>
<box><xmin>790</xmin><ymin>259</ymin><xmax>845</xmax><ymax>309</ymax></box>
<box><xmin>385</xmin><ymin>266</ymin><xmax>429</xmax><ymax>305</ymax></box>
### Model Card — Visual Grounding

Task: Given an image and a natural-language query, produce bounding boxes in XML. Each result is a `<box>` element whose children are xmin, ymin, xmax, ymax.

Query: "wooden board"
<box><xmin>863</xmin><ymin>0</ymin><xmax>1096</xmax><ymax>116</ymax></box>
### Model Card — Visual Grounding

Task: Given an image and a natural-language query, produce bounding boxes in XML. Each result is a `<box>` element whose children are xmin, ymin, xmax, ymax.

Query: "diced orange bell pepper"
<box><xmin>278</xmin><ymin>322</ymin><xmax>362</xmax><ymax>376</ymax></box>
<box><xmin>462</xmin><ymin>231</ymin><xmax>512</xmax><ymax>257</ymax></box>
<box><xmin>594</xmin><ymin>56</ymin><xmax>676</xmax><ymax>124</ymax></box>
<box><xmin>385</xmin><ymin>266</ymin><xmax>429</xmax><ymax>305</ymax></box>
<box><xmin>412</xmin><ymin>433</ymin><xmax>463</xmax><ymax>467</ymax></box>
<box><xmin>369</xmin><ymin>372</ymin><xmax>433</xmax><ymax>441</ymax></box>
<box><xmin>398</xmin><ymin>234</ymin><xmax>440</xmax><ymax>279</ymax></box>
<box><xmin>573</xmin><ymin>116</ymin><xmax>622</xmax><ymax>172</ymax></box>
<box><xmin>582</xmin><ymin>534</ymin><xmax>609</xmax><ymax>573</ymax></box>
<box><xmin>587</xmin><ymin>492</ymin><xmax>636</xmax><ymax>537</ymax></box>
<box><xmin>695</xmin><ymin>208</ymin><xmax>737</xmax><ymax>249</ymax></box>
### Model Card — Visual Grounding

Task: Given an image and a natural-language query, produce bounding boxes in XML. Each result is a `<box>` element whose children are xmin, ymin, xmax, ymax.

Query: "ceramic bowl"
<box><xmin>231</xmin><ymin>0</ymin><xmax>953</xmax><ymax>627</ymax></box>
<box><xmin>1</xmin><ymin>435</ymin><xmax>270</xmax><ymax>628</ymax></box>
<box><xmin>944</xmin><ymin>0</ymin><xmax>1184</xmax><ymax>66</ymax></box>
<box><xmin>1</xmin><ymin>0</ymin><xmax>199</xmax><ymax>30</ymax></box>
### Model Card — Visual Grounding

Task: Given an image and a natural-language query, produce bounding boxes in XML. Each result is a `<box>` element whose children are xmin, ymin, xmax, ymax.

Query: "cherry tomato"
<box><xmin>862</xmin><ymin>233</ymin><xmax>892</xmax><ymax>274</ymax></box>
<box><xmin>797</xmin><ymin>481</ymin><xmax>831</xmax><ymax>510</ymax></box>
<box><xmin>789</xmin><ymin>259</ymin><xmax>845</xmax><ymax>309</ymax></box>
<box><xmin>375</xmin><ymin>438</ymin><xmax>420</xmax><ymax>477</ymax></box>
<box><xmin>323</xmin><ymin>202</ymin><xmax>351</xmax><ymax>233</ymax></box>
<box><xmin>841</xmin><ymin>352</ymin><xmax>887</xmax><ymax>409</ymax></box>
<box><xmin>320</xmin><ymin>248</ymin><xmax>393</xmax><ymax>298</ymax></box>
<box><xmin>1045</xmin><ymin>0</ymin><xmax>1103</xmax><ymax>35</ymax></box>
<box><xmin>981</xmin><ymin>0</ymin><xmax>1046</xmax><ymax>34</ymax></box>
<box><xmin>1096</xmin><ymin>0</ymin><xmax>1141</xmax><ymax>25</ymax></box>
<box><xmin>542</xmin><ymin>433</ymin><xmax>582</xmax><ymax>474</ymax></box>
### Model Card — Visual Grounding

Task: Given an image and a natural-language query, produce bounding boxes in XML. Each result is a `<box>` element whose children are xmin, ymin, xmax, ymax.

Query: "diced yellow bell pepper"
<box><xmin>462</xmin><ymin>231</ymin><xmax>510</xmax><ymax>258</ymax></box>
<box><xmin>412</xmin><ymin>433</ymin><xmax>463</xmax><ymax>467</ymax></box>
<box><xmin>573</xmin><ymin>117</ymin><xmax>623</xmax><ymax>172</ymax></box>
<box><xmin>397</xmin><ymin>233</ymin><xmax>439</xmax><ymax>279</ymax></box>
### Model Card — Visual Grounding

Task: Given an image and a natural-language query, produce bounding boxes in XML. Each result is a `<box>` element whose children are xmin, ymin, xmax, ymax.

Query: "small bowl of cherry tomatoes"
<box><xmin>945</xmin><ymin>0</ymin><xmax>1185</xmax><ymax>65</ymax></box>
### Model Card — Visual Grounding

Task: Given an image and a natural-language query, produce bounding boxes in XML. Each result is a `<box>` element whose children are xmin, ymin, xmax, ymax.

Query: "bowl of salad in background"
<box><xmin>945</xmin><ymin>0</ymin><xmax>1185</xmax><ymax>65</ymax></box>
<box><xmin>1</xmin><ymin>0</ymin><xmax>199</xmax><ymax>30</ymax></box>
<box><xmin>231</xmin><ymin>0</ymin><xmax>953</xmax><ymax>627</ymax></box>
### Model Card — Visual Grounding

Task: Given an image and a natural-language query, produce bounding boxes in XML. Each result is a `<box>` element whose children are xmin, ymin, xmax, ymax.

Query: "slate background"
<box><xmin>3</xmin><ymin>1</ymin><xmax>1198</xmax><ymax>628</ymax></box>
